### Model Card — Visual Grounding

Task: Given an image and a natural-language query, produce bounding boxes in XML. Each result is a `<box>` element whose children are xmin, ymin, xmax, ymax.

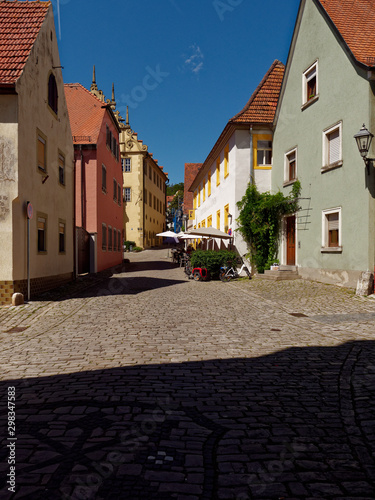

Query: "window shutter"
<box><xmin>328</xmin><ymin>129</ymin><xmax>340</xmax><ymax>164</ymax></box>
<box><xmin>327</xmin><ymin>213</ymin><xmax>339</xmax><ymax>231</ymax></box>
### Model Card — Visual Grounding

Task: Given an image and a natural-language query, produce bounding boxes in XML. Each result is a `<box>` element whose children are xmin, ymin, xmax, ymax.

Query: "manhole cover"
<box><xmin>289</xmin><ymin>313</ymin><xmax>308</xmax><ymax>318</ymax></box>
<box><xmin>5</xmin><ymin>326</ymin><xmax>29</xmax><ymax>333</ymax></box>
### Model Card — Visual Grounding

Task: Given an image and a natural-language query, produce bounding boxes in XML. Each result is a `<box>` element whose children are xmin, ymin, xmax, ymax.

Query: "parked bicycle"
<box><xmin>219</xmin><ymin>256</ymin><xmax>251</xmax><ymax>282</ymax></box>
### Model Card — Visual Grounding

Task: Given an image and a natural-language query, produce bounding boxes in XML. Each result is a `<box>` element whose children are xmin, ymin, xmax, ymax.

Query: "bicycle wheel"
<box><xmin>184</xmin><ymin>262</ymin><xmax>192</xmax><ymax>277</ymax></box>
<box><xmin>219</xmin><ymin>270</ymin><xmax>232</xmax><ymax>282</ymax></box>
<box><xmin>193</xmin><ymin>270</ymin><xmax>202</xmax><ymax>281</ymax></box>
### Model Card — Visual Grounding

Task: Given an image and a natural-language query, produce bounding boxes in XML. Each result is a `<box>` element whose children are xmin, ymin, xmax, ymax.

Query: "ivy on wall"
<box><xmin>236</xmin><ymin>181</ymin><xmax>301</xmax><ymax>273</ymax></box>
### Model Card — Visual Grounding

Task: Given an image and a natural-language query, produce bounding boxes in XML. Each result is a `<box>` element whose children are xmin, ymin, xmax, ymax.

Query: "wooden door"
<box><xmin>286</xmin><ymin>216</ymin><xmax>296</xmax><ymax>266</ymax></box>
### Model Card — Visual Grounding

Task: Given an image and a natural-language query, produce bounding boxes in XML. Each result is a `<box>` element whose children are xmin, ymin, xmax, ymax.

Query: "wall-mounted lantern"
<box><xmin>354</xmin><ymin>124</ymin><xmax>375</xmax><ymax>174</ymax></box>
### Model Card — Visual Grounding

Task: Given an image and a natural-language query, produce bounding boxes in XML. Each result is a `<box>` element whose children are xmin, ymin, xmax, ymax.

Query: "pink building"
<box><xmin>64</xmin><ymin>83</ymin><xmax>123</xmax><ymax>273</ymax></box>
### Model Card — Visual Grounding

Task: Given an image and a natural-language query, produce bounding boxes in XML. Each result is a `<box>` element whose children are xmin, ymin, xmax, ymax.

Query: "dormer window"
<box><xmin>48</xmin><ymin>73</ymin><xmax>58</xmax><ymax>114</ymax></box>
<box><xmin>302</xmin><ymin>61</ymin><xmax>318</xmax><ymax>107</ymax></box>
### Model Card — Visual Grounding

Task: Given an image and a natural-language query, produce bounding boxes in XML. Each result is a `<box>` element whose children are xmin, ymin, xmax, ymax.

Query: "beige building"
<box><xmin>0</xmin><ymin>1</ymin><xmax>74</xmax><ymax>304</ymax></box>
<box><xmin>89</xmin><ymin>72</ymin><xmax>168</xmax><ymax>249</ymax></box>
<box><xmin>120</xmin><ymin>111</ymin><xmax>168</xmax><ymax>248</ymax></box>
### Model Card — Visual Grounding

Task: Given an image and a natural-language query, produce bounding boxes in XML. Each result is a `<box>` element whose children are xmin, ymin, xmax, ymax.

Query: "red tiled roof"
<box><xmin>0</xmin><ymin>1</ymin><xmax>50</xmax><ymax>85</ymax></box>
<box><xmin>64</xmin><ymin>83</ymin><xmax>107</xmax><ymax>144</ymax></box>
<box><xmin>231</xmin><ymin>60</ymin><xmax>285</xmax><ymax>124</ymax></box>
<box><xmin>184</xmin><ymin>163</ymin><xmax>202</xmax><ymax>212</ymax></box>
<box><xmin>318</xmin><ymin>0</ymin><xmax>375</xmax><ymax>67</ymax></box>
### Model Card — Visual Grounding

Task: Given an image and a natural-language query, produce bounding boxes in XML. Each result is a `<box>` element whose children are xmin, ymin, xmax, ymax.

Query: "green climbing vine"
<box><xmin>236</xmin><ymin>181</ymin><xmax>301</xmax><ymax>273</ymax></box>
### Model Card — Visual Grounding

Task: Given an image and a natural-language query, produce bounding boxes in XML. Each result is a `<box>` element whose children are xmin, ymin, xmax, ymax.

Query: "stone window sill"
<box><xmin>321</xmin><ymin>161</ymin><xmax>343</xmax><ymax>173</ymax></box>
<box><xmin>321</xmin><ymin>246</ymin><xmax>342</xmax><ymax>253</ymax></box>
<box><xmin>301</xmin><ymin>94</ymin><xmax>319</xmax><ymax>111</ymax></box>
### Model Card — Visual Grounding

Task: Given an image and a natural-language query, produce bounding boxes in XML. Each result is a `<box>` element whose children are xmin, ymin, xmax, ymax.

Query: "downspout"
<box><xmin>73</xmin><ymin>151</ymin><xmax>77</xmax><ymax>280</ymax></box>
<box><xmin>80</xmin><ymin>145</ymin><xmax>85</xmax><ymax>229</ymax></box>
<box><xmin>249</xmin><ymin>125</ymin><xmax>254</xmax><ymax>185</ymax></box>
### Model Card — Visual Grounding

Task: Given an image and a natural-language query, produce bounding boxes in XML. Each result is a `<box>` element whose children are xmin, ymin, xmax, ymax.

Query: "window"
<box><xmin>257</xmin><ymin>141</ymin><xmax>272</xmax><ymax>166</ymax></box>
<box><xmin>113</xmin><ymin>228</ymin><xmax>117</xmax><ymax>252</ymax></box>
<box><xmin>198</xmin><ymin>187</ymin><xmax>201</xmax><ymax>207</ymax></box>
<box><xmin>224</xmin><ymin>204</ymin><xmax>229</xmax><ymax>233</ymax></box>
<box><xmin>102</xmin><ymin>224</ymin><xmax>107</xmax><ymax>250</ymax></box>
<box><xmin>118</xmin><ymin>230</ymin><xmax>121</xmax><ymax>251</ymax></box>
<box><xmin>207</xmin><ymin>215</ymin><xmax>212</xmax><ymax>227</ymax></box>
<box><xmin>216</xmin><ymin>210</ymin><xmax>220</xmax><ymax>230</ymax></box>
<box><xmin>322</xmin><ymin>208</ymin><xmax>342</xmax><ymax>251</ymax></box>
<box><xmin>59</xmin><ymin>221</ymin><xmax>65</xmax><ymax>253</ymax></box>
<box><xmin>48</xmin><ymin>73</ymin><xmax>58</xmax><ymax>114</ymax></box>
<box><xmin>208</xmin><ymin>171</ymin><xmax>211</xmax><ymax>196</ymax></box>
<box><xmin>149</xmin><ymin>167</ymin><xmax>152</xmax><ymax>180</ymax></box>
<box><xmin>106</xmin><ymin>125</ymin><xmax>111</xmax><ymax>148</ymax></box>
<box><xmin>323</xmin><ymin>122</ymin><xmax>342</xmax><ymax>170</ymax></box>
<box><xmin>118</xmin><ymin>184</ymin><xmax>121</xmax><ymax>205</ymax></box>
<box><xmin>102</xmin><ymin>165</ymin><xmax>107</xmax><ymax>192</ymax></box>
<box><xmin>122</xmin><ymin>158</ymin><xmax>131</xmax><ymax>172</ymax></box>
<box><xmin>108</xmin><ymin>226</ymin><xmax>112</xmax><ymax>251</ymax></box>
<box><xmin>203</xmin><ymin>180</ymin><xmax>206</xmax><ymax>202</ymax></box>
<box><xmin>113</xmin><ymin>179</ymin><xmax>117</xmax><ymax>201</ymax></box>
<box><xmin>37</xmin><ymin>133</ymin><xmax>46</xmax><ymax>172</ymax></box>
<box><xmin>303</xmin><ymin>61</ymin><xmax>318</xmax><ymax>105</ymax></box>
<box><xmin>284</xmin><ymin>148</ymin><xmax>297</xmax><ymax>183</ymax></box>
<box><xmin>224</xmin><ymin>145</ymin><xmax>229</xmax><ymax>178</ymax></box>
<box><xmin>216</xmin><ymin>158</ymin><xmax>220</xmax><ymax>186</ymax></box>
<box><xmin>149</xmin><ymin>192</ymin><xmax>152</xmax><ymax>206</ymax></box>
<box><xmin>124</xmin><ymin>187</ymin><xmax>131</xmax><ymax>202</ymax></box>
<box><xmin>38</xmin><ymin>216</ymin><xmax>47</xmax><ymax>252</ymax></box>
<box><xmin>193</xmin><ymin>191</ymin><xmax>197</xmax><ymax>210</ymax></box>
<box><xmin>58</xmin><ymin>153</ymin><xmax>65</xmax><ymax>185</ymax></box>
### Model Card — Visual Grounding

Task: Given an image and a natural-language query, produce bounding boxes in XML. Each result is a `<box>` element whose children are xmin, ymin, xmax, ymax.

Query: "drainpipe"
<box><xmin>249</xmin><ymin>125</ymin><xmax>254</xmax><ymax>185</ymax></box>
<box><xmin>73</xmin><ymin>152</ymin><xmax>77</xmax><ymax>280</ymax></box>
<box><xmin>80</xmin><ymin>145</ymin><xmax>85</xmax><ymax>229</ymax></box>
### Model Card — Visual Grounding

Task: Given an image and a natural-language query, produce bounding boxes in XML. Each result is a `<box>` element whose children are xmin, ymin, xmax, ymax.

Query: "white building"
<box><xmin>189</xmin><ymin>60</ymin><xmax>285</xmax><ymax>258</ymax></box>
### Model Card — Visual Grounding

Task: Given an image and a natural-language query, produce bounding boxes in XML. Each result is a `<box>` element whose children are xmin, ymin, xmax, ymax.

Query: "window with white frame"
<box><xmin>323</xmin><ymin>122</ymin><xmax>342</xmax><ymax>169</ymax></box>
<box><xmin>302</xmin><ymin>61</ymin><xmax>318</xmax><ymax>105</ymax></box>
<box><xmin>322</xmin><ymin>208</ymin><xmax>342</xmax><ymax>250</ymax></box>
<box><xmin>122</xmin><ymin>157</ymin><xmax>131</xmax><ymax>172</ymax></box>
<box><xmin>102</xmin><ymin>224</ymin><xmax>107</xmax><ymax>250</ymax></box>
<box><xmin>284</xmin><ymin>148</ymin><xmax>297</xmax><ymax>183</ymax></box>
<box><xmin>124</xmin><ymin>187</ymin><xmax>131</xmax><ymax>202</ymax></box>
<box><xmin>257</xmin><ymin>140</ymin><xmax>272</xmax><ymax>166</ymax></box>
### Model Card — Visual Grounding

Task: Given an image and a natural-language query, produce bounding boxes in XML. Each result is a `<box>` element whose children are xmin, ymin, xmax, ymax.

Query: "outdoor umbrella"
<box><xmin>156</xmin><ymin>230</ymin><xmax>179</xmax><ymax>243</ymax></box>
<box><xmin>186</xmin><ymin>227</ymin><xmax>233</xmax><ymax>239</ymax></box>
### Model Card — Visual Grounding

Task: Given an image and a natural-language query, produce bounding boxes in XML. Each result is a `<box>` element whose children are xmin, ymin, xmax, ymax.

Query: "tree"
<box><xmin>167</xmin><ymin>182</ymin><xmax>184</xmax><ymax>197</ymax></box>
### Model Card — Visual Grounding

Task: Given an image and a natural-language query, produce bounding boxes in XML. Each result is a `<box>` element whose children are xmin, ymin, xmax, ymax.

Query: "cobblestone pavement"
<box><xmin>1</xmin><ymin>248</ymin><xmax>375</xmax><ymax>499</ymax></box>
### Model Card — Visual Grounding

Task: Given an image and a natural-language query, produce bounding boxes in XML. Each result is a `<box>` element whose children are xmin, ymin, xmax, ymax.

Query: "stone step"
<box><xmin>257</xmin><ymin>269</ymin><xmax>301</xmax><ymax>281</ymax></box>
<box><xmin>279</xmin><ymin>265</ymin><xmax>298</xmax><ymax>272</ymax></box>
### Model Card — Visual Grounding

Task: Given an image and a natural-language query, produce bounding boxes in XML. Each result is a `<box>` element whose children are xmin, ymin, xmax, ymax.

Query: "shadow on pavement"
<box><xmin>35</xmin><ymin>260</ymin><xmax>184</xmax><ymax>302</ymax></box>
<box><xmin>1</xmin><ymin>341</ymin><xmax>375</xmax><ymax>499</ymax></box>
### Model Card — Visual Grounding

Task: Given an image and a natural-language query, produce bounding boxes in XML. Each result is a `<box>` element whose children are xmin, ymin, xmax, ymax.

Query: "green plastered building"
<box><xmin>272</xmin><ymin>0</ymin><xmax>375</xmax><ymax>288</ymax></box>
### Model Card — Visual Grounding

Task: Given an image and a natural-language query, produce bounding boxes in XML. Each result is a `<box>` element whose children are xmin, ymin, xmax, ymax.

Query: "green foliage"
<box><xmin>123</xmin><ymin>240</ymin><xmax>136</xmax><ymax>251</ymax></box>
<box><xmin>132</xmin><ymin>246</ymin><xmax>143</xmax><ymax>252</ymax></box>
<box><xmin>190</xmin><ymin>250</ymin><xmax>237</xmax><ymax>278</ymax></box>
<box><xmin>236</xmin><ymin>181</ymin><xmax>301</xmax><ymax>273</ymax></box>
<box><xmin>169</xmin><ymin>190</ymin><xmax>183</xmax><ymax>211</ymax></box>
<box><xmin>167</xmin><ymin>182</ymin><xmax>184</xmax><ymax>196</ymax></box>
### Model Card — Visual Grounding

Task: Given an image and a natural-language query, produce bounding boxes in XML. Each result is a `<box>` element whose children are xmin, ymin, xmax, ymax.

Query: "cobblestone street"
<box><xmin>1</xmin><ymin>248</ymin><xmax>375</xmax><ymax>499</ymax></box>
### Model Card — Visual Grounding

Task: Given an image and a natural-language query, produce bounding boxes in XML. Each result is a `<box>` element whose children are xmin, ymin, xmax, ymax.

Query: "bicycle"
<box><xmin>219</xmin><ymin>257</ymin><xmax>251</xmax><ymax>282</ymax></box>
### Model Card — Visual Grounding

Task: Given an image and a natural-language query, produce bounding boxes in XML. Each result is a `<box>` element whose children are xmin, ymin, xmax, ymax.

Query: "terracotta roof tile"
<box><xmin>64</xmin><ymin>83</ymin><xmax>107</xmax><ymax>144</ymax></box>
<box><xmin>319</xmin><ymin>0</ymin><xmax>375</xmax><ymax>67</ymax></box>
<box><xmin>231</xmin><ymin>60</ymin><xmax>285</xmax><ymax>124</ymax></box>
<box><xmin>0</xmin><ymin>1</ymin><xmax>50</xmax><ymax>85</ymax></box>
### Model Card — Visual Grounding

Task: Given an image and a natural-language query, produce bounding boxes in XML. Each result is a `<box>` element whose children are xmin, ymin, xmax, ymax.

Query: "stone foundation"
<box><xmin>298</xmin><ymin>267</ymin><xmax>363</xmax><ymax>289</ymax></box>
<box><xmin>0</xmin><ymin>272</ymin><xmax>74</xmax><ymax>305</ymax></box>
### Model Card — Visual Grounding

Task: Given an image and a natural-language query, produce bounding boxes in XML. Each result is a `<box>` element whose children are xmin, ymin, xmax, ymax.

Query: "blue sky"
<box><xmin>53</xmin><ymin>0</ymin><xmax>300</xmax><ymax>185</ymax></box>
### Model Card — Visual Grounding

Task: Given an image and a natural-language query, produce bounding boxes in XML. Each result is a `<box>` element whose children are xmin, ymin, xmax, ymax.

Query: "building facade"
<box><xmin>0</xmin><ymin>1</ymin><xmax>74</xmax><ymax>304</ymax></box>
<box><xmin>272</xmin><ymin>0</ymin><xmax>375</xmax><ymax>288</ymax></box>
<box><xmin>117</xmin><ymin>109</ymin><xmax>168</xmax><ymax>249</ymax></box>
<box><xmin>190</xmin><ymin>61</ymin><xmax>285</xmax><ymax>257</ymax></box>
<box><xmin>64</xmin><ymin>83</ymin><xmax>123</xmax><ymax>273</ymax></box>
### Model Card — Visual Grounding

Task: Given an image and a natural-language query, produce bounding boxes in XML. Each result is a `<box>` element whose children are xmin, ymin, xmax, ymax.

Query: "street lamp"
<box><xmin>354</xmin><ymin>124</ymin><xmax>375</xmax><ymax>174</ymax></box>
